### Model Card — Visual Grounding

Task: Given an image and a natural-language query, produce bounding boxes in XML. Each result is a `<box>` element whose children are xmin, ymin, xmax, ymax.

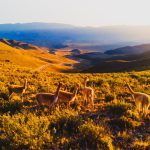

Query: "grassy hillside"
<box><xmin>0</xmin><ymin>62</ymin><xmax>149</xmax><ymax>149</ymax></box>
<box><xmin>0</xmin><ymin>40</ymin><xmax>77</xmax><ymax>72</ymax></box>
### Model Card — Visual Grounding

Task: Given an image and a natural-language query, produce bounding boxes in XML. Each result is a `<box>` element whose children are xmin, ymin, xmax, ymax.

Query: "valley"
<box><xmin>1</xmin><ymin>37</ymin><xmax>150</xmax><ymax>73</ymax></box>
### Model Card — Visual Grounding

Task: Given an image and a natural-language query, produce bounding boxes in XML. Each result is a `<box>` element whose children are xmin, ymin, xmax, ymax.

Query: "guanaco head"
<box><xmin>74</xmin><ymin>83</ymin><xmax>79</xmax><ymax>88</ymax></box>
<box><xmin>124</xmin><ymin>81</ymin><xmax>135</xmax><ymax>94</ymax></box>
<box><xmin>84</xmin><ymin>77</ymin><xmax>89</xmax><ymax>82</ymax></box>
<box><xmin>53</xmin><ymin>82</ymin><xmax>62</xmax><ymax>97</ymax></box>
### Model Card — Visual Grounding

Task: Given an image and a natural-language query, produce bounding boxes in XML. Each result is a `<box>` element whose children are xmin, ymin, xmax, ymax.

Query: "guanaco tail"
<box><xmin>126</xmin><ymin>82</ymin><xmax>150</xmax><ymax>116</ymax></box>
<box><xmin>8</xmin><ymin>79</ymin><xmax>28</xmax><ymax>100</ymax></box>
<box><xmin>59</xmin><ymin>84</ymin><xmax>79</xmax><ymax>107</ymax></box>
<box><xmin>36</xmin><ymin>82</ymin><xmax>61</xmax><ymax>109</ymax></box>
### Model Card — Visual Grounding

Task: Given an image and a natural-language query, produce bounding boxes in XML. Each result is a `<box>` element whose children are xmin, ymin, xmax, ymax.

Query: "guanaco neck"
<box><xmin>84</xmin><ymin>79</ymin><xmax>88</xmax><ymax>88</ymax></box>
<box><xmin>24</xmin><ymin>80</ymin><xmax>28</xmax><ymax>89</ymax></box>
<box><xmin>55</xmin><ymin>83</ymin><xmax>61</xmax><ymax>97</ymax></box>
<box><xmin>126</xmin><ymin>83</ymin><xmax>135</xmax><ymax>94</ymax></box>
<box><xmin>73</xmin><ymin>87</ymin><xmax>78</xmax><ymax>97</ymax></box>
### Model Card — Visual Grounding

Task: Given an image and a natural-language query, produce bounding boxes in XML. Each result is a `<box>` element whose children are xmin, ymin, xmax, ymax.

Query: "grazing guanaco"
<box><xmin>126</xmin><ymin>82</ymin><xmax>150</xmax><ymax>116</ymax></box>
<box><xmin>36</xmin><ymin>82</ymin><xmax>61</xmax><ymax>109</ymax></box>
<box><xmin>59</xmin><ymin>84</ymin><xmax>79</xmax><ymax>107</ymax></box>
<box><xmin>82</xmin><ymin>77</ymin><xmax>94</xmax><ymax>107</ymax></box>
<box><xmin>8</xmin><ymin>79</ymin><xmax>28</xmax><ymax>101</ymax></box>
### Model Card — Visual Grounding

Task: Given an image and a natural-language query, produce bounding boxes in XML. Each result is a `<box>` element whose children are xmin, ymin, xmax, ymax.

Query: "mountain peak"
<box><xmin>0</xmin><ymin>38</ymin><xmax>11</xmax><ymax>45</ymax></box>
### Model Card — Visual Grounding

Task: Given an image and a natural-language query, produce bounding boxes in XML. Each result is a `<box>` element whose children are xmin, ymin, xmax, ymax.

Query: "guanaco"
<box><xmin>82</xmin><ymin>77</ymin><xmax>94</xmax><ymax>107</ymax></box>
<box><xmin>8</xmin><ymin>79</ymin><xmax>28</xmax><ymax>100</ymax></box>
<box><xmin>126</xmin><ymin>82</ymin><xmax>150</xmax><ymax>116</ymax></box>
<box><xmin>59</xmin><ymin>84</ymin><xmax>79</xmax><ymax>107</ymax></box>
<box><xmin>36</xmin><ymin>82</ymin><xmax>61</xmax><ymax>109</ymax></box>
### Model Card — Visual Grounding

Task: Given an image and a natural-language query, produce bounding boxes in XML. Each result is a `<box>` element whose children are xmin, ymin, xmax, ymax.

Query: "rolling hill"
<box><xmin>0</xmin><ymin>39</ymin><xmax>77</xmax><ymax>72</ymax></box>
<box><xmin>105</xmin><ymin>43</ymin><xmax>150</xmax><ymax>55</ymax></box>
<box><xmin>83</xmin><ymin>53</ymin><xmax>150</xmax><ymax>73</ymax></box>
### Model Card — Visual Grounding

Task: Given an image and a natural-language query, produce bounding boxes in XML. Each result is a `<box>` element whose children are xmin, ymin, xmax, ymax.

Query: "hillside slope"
<box><xmin>0</xmin><ymin>39</ymin><xmax>77</xmax><ymax>72</ymax></box>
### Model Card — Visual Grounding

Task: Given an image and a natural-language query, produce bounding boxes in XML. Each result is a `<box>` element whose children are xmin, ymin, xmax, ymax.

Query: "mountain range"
<box><xmin>0</xmin><ymin>23</ymin><xmax>150</xmax><ymax>51</ymax></box>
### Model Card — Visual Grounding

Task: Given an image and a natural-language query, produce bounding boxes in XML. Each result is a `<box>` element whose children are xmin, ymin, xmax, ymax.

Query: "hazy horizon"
<box><xmin>1</xmin><ymin>22</ymin><xmax>150</xmax><ymax>28</ymax></box>
<box><xmin>0</xmin><ymin>0</ymin><xmax>150</xmax><ymax>27</ymax></box>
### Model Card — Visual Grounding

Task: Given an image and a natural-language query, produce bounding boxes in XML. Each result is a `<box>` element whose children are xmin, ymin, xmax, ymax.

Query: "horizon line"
<box><xmin>0</xmin><ymin>22</ymin><xmax>150</xmax><ymax>28</ymax></box>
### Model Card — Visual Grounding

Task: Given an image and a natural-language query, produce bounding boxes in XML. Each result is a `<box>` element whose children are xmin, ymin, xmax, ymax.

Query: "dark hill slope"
<box><xmin>84</xmin><ymin>50</ymin><xmax>150</xmax><ymax>73</ymax></box>
<box><xmin>105</xmin><ymin>44</ymin><xmax>150</xmax><ymax>55</ymax></box>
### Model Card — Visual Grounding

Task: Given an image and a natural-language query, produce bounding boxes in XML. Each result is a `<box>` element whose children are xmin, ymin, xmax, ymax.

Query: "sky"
<box><xmin>0</xmin><ymin>0</ymin><xmax>150</xmax><ymax>27</ymax></box>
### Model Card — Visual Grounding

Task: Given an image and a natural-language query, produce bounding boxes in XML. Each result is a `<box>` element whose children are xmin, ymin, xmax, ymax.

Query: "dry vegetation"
<box><xmin>0</xmin><ymin>41</ymin><xmax>77</xmax><ymax>72</ymax></box>
<box><xmin>0</xmin><ymin>62</ymin><xmax>150</xmax><ymax>150</ymax></box>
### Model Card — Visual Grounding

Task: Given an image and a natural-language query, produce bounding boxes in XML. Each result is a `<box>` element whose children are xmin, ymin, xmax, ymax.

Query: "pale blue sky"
<box><xmin>0</xmin><ymin>0</ymin><xmax>150</xmax><ymax>26</ymax></box>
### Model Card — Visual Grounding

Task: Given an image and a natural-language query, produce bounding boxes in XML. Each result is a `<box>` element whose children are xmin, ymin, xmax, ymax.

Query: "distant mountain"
<box><xmin>71</xmin><ymin>49</ymin><xmax>81</xmax><ymax>55</ymax></box>
<box><xmin>105</xmin><ymin>44</ymin><xmax>150</xmax><ymax>55</ymax></box>
<box><xmin>0</xmin><ymin>23</ymin><xmax>150</xmax><ymax>50</ymax></box>
<box><xmin>0</xmin><ymin>22</ymin><xmax>75</xmax><ymax>31</ymax></box>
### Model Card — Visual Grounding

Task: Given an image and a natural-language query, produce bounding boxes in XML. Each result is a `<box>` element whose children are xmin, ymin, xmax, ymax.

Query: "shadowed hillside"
<box><xmin>81</xmin><ymin>43</ymin><xmax>150</xmax><ymax>73</ymax></box>
<box><xmin>105</xmin><ymin>43</ymin><xmax>150</xmax><ymax>55</ymax></box>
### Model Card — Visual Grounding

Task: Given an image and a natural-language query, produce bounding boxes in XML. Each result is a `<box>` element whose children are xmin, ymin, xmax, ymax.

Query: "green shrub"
<box><xmin>0</xmin><ymin>112</ymin><xmax>52</xmax><ymax>149</ymax></box>
<box><xmin>49</xmin><ymin>108</ymin><xmax>82</xmax><ymax>136</ymax></box>
<box><xmin>105</xmin><ymin>93</ymin><xmax>115</xmax><ymax>102</ymax></box>
<box><xmin>131</xmin><ymin>140</ymin><xmax>149</xmax><ymax>150</ymax></box>
<box><xmin>78</xmin><ymin>121</ymin><xmax>114</xmax><ymax>150</ymax></box>
<box><xmin>108</xmin><ymin>116</ymin><xmax>141</xmax><ymax>131</ymax></box>
<box><xmin>106</xmin><ymin>102</ymin><xmax>133</xmax><ymax>117</ymax></box>
<box><xmin>0</xmin><ymin>100</ymin><xmax>23</xmax><ymax>114</ymax></box>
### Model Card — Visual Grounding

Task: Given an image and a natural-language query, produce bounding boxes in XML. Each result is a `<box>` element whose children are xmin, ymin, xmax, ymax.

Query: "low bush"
<box><xmin>0</xmin><ymin>112</ymin><xmax>52</xmax><ymax>149</ymax></box>
<box><xmin>106</xmin><ymin>102</ymin><xmax>133</xmax><ymax>117</ymax></box>
<box><xmin>78</xmin><ymin>121</ymin><xmax>113</xmax><ymax>150</ymax></box>
<box><xmin>0</xmin><ymin>100</ymin><xmax>23</xmax><ymax>114</ymax></box>
<box><xmin>49</xmin><ymin>108</ymin><xmax>82</xmax><ymax>136</ymax></box>
<box><xmin>108</xmin><ymin>116</ymin><xmax>141</xmax><ymax>131</ymax></box>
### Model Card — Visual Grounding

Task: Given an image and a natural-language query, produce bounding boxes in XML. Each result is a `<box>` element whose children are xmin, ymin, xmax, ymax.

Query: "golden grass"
<box><xmin>0</xmin><ymin>42</ymin><xmax>77</xmax><ymax>72</ymax></box>
<box><xmin>0</xmin><ymin>62</ymin><xmax>149</xmax><ymax>149</ymax></box>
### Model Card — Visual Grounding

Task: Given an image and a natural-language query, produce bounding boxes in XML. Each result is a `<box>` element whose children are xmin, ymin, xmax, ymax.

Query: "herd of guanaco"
<box><xmin>7</xmin><ymin>77</ymin><xmax>150</xmax><ymax>116</ymax></box>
